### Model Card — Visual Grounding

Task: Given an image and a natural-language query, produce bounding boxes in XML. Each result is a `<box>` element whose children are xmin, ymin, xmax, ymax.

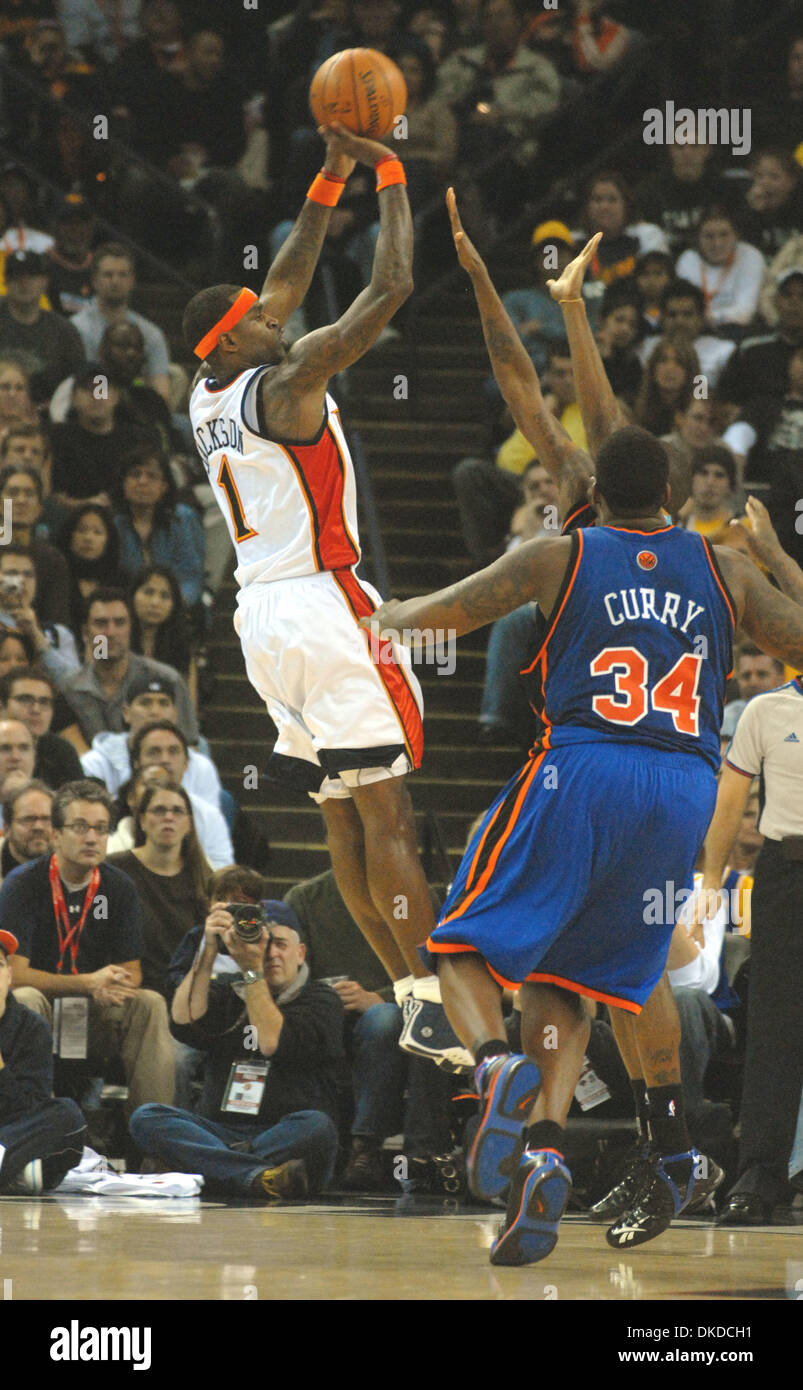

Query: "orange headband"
<box><xmin>194</xmin><ymin>288</ymin><xmax>259</xmax><ymax>360</ymax></box>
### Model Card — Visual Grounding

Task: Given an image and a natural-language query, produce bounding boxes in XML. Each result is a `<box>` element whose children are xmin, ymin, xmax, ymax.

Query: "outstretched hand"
<box><xmin>446</xmin><ymin>187</ymin><xmax>485</xmax><ymax>277</ymax></box>
<box><xmin>546</xmin><ymin>232</ymin><xmax>602</xmax><ymax>303</ymax></box>
<box><xmin>319</xmin><ymin>122</ymin><xmax>389</xmax><ymax>174</ymax></box>
<box><xmin>736</xmin><ymin>495</ymin><xmax>783</xmax><ymax>568</ymax></box>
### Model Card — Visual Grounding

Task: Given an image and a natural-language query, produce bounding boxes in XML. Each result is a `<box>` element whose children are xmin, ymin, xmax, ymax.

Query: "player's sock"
<box><xmin>524</xmin><ymin>1119</ymin><xmax>564</xmax><ymax>1156</ymax></box>
<box><xmin>392</xmin><ymin>974</ymin><xmax>415</xmax><ymax>1006</ymax></box>
<box><xmin>646</xmin><ymin>1084</ymin><xmax>691</xmax><ymax>1154</ymax></box>
<box><xmin>630</xmin><ymin>1078</ymin><xmax>651</xmax><ymax>1144</ymax></box>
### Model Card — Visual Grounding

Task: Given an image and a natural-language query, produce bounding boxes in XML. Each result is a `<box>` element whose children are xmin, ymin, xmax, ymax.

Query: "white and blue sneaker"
<box><xmin>397</xmin><ymin>977</ymin><xmax>474</xmax><ymax>1073</ymax></box>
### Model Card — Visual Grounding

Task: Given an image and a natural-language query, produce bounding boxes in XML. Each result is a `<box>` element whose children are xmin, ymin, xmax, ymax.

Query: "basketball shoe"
<box><xmin>606</xmin><ymin>1148</ymin><xmax>723</xmax><ymax>1248</ymax></box>
<box><xmin>588</xmin><ymin>1141</ymin><xmax>653</xmax><ymax>1222</ymax></box>
<box><xmin>397</xmin><ymin>976</ymin><xmax>474</xmax><ymax>1073</ymax></box>
<box><xmin>490</xmin><ymin>1148</ymin><xmax>572</xmax><ymax>1266</ymax></box>
<box><xmin>468</xmin><ymin>1053</ymin><xmax>542</xmax><ymax>1201</ymax></box>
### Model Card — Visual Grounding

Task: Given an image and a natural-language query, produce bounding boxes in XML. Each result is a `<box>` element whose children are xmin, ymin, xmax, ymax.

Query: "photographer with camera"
<box><xmin>0</xmin><ymin>546</ymin><xmax>80</xmax><ymax>683</ymax></box>
<box><xmin>130</xmin><ymin>898</ymin><xmax>344</xmax><ymax>1200</ymax></box>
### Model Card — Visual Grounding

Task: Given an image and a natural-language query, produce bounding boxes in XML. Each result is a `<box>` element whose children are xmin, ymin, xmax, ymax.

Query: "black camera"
<box><xmin>225</xmin><ymin>903</ymin><xmax>269</xmax><ymax>943</ymax></box>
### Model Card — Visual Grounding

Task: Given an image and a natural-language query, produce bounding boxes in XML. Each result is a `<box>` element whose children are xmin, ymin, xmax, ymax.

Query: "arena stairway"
<box><xmin>201</xmin><ymin>269</ymin><xmax>531</xmax><ymax>896</ymax></box>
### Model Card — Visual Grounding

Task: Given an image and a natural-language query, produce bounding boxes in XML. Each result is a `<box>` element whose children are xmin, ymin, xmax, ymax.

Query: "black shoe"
<box><xmin>589</xmin><ymin>1144</ymin><xmax>653</xmax><ymax>1222</ymax></box>
<box><xmin>683</xmin><ymin>1157</ymin><xmax>725</xmax><ymax>1215</ymax></box>
<box><xmin>606</xmin><ymin>1149</ymin><xmax>697</xmax><ymax>1249</ymax></box>
<box><xmin>341</xmin><ymin>1139</ymin><xmax>384</xmax><ymax>1193</ymax></box>
<box><xmin>716</xmin><ymin>1193</ymin><xmax>773</xmax><ymax>1227</ymax></box>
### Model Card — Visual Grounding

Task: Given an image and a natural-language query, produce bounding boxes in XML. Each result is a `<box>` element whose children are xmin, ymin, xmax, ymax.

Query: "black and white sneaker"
<box><xmin>589</xmin><ymin>1143</ymin><xmax>653</xmax><ymax>1223</ymax></box>
<box><xmin>398</xmin><ymin>978</ymin><xmax>474</xmax><ymax>1073</ymax></box>
<box><xmin>607</xmin><ymin>1148</ymin><xmax>716</xmax><ymax>1249</ymax></box>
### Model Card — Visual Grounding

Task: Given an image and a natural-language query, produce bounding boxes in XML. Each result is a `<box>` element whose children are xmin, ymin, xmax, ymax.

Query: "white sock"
<box><xmin>393</xmin><ymin>974</ymin><xmax>416</xmax><ymax>1006</ymax></box>
<box><xmin>410</xmin><ymin>974</ymin><xmax>442</xmax><ymax>1005</ymax></box>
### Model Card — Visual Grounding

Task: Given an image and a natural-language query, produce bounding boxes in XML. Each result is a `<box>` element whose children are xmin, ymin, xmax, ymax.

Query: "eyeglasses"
<box><xmin>14</xmin><ymin>814</ymin><xmax>52</xmax><ymax>827</ymax></box>
<box><xmin>62</xmin><ymin>820</ymin><xmax>110</xmax><ymax>837</ymax></box>
<box><xmin>147</xmin><ymin>804</ymin><xmax>189</xmax><ymax>818</ymax></box>
<box><xmin>11</xmin><ymin>694</ymin><xmax>53</xmax><ymax>709</ymax></box>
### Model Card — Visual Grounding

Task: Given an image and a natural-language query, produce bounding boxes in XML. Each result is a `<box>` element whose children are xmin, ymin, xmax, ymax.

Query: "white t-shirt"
<box><xmin>725</xmin><ymin>679</ymin><xmax>803</xmax><ymax>840</ymax></box>
<box><xmin>675</xmin><ymin>242</ymin><xmax>765</xmax><ymax>327</ymax></box>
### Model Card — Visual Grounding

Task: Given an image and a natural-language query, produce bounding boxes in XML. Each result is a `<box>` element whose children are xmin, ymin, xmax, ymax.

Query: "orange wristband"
<box><xmin>307</xmin><ymin>170</ymin><xmax>347</xmax><ymax>207</ymax></box>
<box><xmin>375</xmin><ymin>155</ymin><xmax>406</xmax><ymax>191</ymax></box>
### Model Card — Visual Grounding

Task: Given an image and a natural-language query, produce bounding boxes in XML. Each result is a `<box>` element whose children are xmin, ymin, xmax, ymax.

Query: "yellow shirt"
<box><xmin>496</xmin><ymin>403</ymin><xmax>588</xmax><ymax>474</ymax></box>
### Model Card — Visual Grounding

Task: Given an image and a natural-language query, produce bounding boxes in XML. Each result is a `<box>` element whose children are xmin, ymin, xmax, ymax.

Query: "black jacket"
<box><xmin>0</xmin><ymin>993</ymin><xmax>53</xmax><ymax>1124</ymax></box>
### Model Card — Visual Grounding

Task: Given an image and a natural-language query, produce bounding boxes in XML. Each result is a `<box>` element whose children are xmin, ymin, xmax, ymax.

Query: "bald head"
<box><xmin>0</xmin><ymin>718</ymin><xmax>35</xmax><ymax>796</ymax></box>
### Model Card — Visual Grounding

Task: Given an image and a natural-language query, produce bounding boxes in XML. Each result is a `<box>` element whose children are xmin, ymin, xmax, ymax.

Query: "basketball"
<box><xmin>309</xmin><ymin>48</ymin><xmax>407</xmax><ymax>140</ymax></box>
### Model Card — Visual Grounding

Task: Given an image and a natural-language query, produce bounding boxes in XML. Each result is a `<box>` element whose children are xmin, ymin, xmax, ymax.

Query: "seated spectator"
<box><xmin>595</xmin><ymin>279</ymin><xmax>643</xmax><ymax>405</ymax></box>
<box><xmin>720</xmin><ymin>641</ymin><xmax>787</xmax><ymax>742</ymax></box>
<box><xmin>61</xmin><ymin>503</ymin><xmax>124</xmax><ymax>640</ymax></box>
<box><xmin>746</xmin><ymin>344</ymin><xmax>803</xmax><ymax>489</ymax></box>
<box><xmin>108</xmin><ymin>782</ymin><xmax>210</xmax><ymax>997</ymax></box>
<box><xmin>569</xmin><ymin>0</ymin><xmax>633</xmax><ymax>75</ymax></box>
<box><xmin>0</xmin><ymin>778</ymin><xmax>53</xmax><ymax>883</ymax></box>
<box><xmin>110</xmin><ymin>723</ymin><xmax>233</xmax><ymax>869</ymax></box>
<box><xmin>678</xmin><ymin>447</ymin><xmax>737</xmax><ymax>537</ymax></box>
<box><xmin>637</xmin><ymin>138</ymin><xmax>728</xmax><ymax>256</ymax></box>
<box><xmin>753</xmin><ymin>31</ymin><xmax>803</xmax><ymax>152</ymax></box>
<box><xmin>113</xmin><ymin>445</ymin><xmax>204</xmax><ymax>610</ymax></box>
<box><xmin>0</xmin><ymin>464</ymin><xmax>71</xmax><ymax>625</ymax></box>
<box><xmin>100</xmin><ymin>322</ymin><xmax>177</xmax><ymax>448</ymax></box>
<box><xmin>50</xmin><ymin>365</ymin><xmax>136</xmax><ymax>510</ymax></box>
<box><xmin>5</xmin><ymin>19</ymin><xmax>103</xmax><ymax>187</ymax></box>
<box><xmin>130</xmin><ymin>898</ymin><xmax>343</xmax><ymax>1200</ymax></box>
<box><xmin>0</xmin><ymin>252</ymin><xmax>86</xmax><ymax>401</ymax></box>
<box><xmin>285</xmin><ymin>865</ymin><xmax>454</xmax><ymax>1193</ymax></box>
<box><xmin>0</xmin><ymin>669</ymin><xmax>82</xmax><ymax>789</ymax></box>
<box><xmin>0</xmin><ymin>422</ymin><xmax>67</xmax><ymax>542</ymax></box>
<box><xmin>739</xmin><ymin>148</ymin><xmax>803</xmax><ymax>263</ymax></box>
<box><xmin>634</xmin><ymin>249</ymin><xmax>674</xmax><ymax>337</ymax></box>
<box><xmin>129</xmin><ymin>566</ymin><xmax>196</xmax><ymax>693</ymax></box>
<box><xmin>56</xmin><ymin>588</ymin><xmax>199</xmax><ymax>750</ymax></box>
<box><xmin>0</xmin><ymin>545</ymin><xmax>79</xmax><ymax>681</ymax></box>
<box><xmin>0</xmin><ymin>163</ymin><xmax>54</xmax><ymax>255</ymax></box>
<box><xmin>0</xmin><ymin>716</ymin><xmax>35</xmax><ymax>803</ymax></box>
<box><xmin>4</xmin><ymin>779</ymin><xmax>175</xmax><ymax>1117</ymax></box>
<box><xmin>0</xmin><ymin>628</ymin><xmax>36</xmax><ymax>680</ymax></box>
<box><xmin>71</xmin><ymin>244</ymin><xmax>171</xmax><ymax>401</ymax></box>
<box><xmin>675</xmin><ymin>206</ymin><xmax>765</xmax><ymax>337</ymax></box>
<box><xmin>43</xmin><ymin>193</ymin><xmax>95</xmax><ymax>318</ymax></box>
<box><xmin>634</xmin><ymin>334</ymin><xmax>699</xmax><ymax>436</ymax></box>
<box><xmin>81</xmin><ymin>672</ymin><xmax>220</xmax><ymax>802</ymax></box>
<box><xmin>0</xmin><ymin>928</ymin><xmax>87</xmax><ymax>1195</ymax></box>
<box><xmin>59</xmin><ymin>0</ymin><xmax>140</xmax><ymax>66</ymax></box>
<box><xmin>435</xmin><ymin>0</ymin><xmax>561</xmax><ymax>221</ymax></box>
<box><xmin>759</xmin><ymin>237</ymin><xmax>803</xmax><ymax>327</ymax></box>
<box><xmin>717</xmin><ymin>269</ymin><xmax>803</xmax><ymax>423</ymax></box>
<box><xmin>573</xmin><ymin>170</ymin><xmax>668</xmax><ymax>296</ymax></box>
<box><xmin>0</xmin><ymin>353</ymin><xmax>38</xmax><ymax>430</ymax></box>
<box><xmin>380</xmin><ymin>39</ymin><xmax>458</xmax><ymax>208</ymax></box>
<box><xmin>496</xmin><ymin>220</ymin><xmax>577</xmax><ymax>376</ymax></box>
<box><xmin>661</xmin><ymin>397</ymin><xmax>728</xmax><ymax>473</ymax></box>
<box><xmin>649</xmin><ymin>278</ymin><xmax>736</xmax><ymax>390</ymax></box>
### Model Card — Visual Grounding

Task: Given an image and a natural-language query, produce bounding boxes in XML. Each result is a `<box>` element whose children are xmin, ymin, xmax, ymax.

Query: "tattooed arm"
<box><xmin>260</xmin><ymin>128</ymin><xmax>356</xmax><ymax>323</ymax></box>
<box><xmin>736</xmin><ymin>495</ymin><xmax>803</xmax><ymax>608</ymax></box>
<box><xmin>361</xmin><ymin>535</ymin><xmax>574</xmax><ymax>642</ymax></box>
<box><xmin>718</xmin><ymin>546</ymin><xmax>803</xmax><ymax>668</ymax></box>
<box><xmin>260</xmin><ymin>151</ymin><xmax>413</xmax><ymax>438</ymax></box>
<box><xmin>547</xmin><ymin>233</ymin><xmax>628</xmax><ymax>459</ymax></box>
<box><xmin>446</xmin><ymin>188</ymin><xmax>592</xmax><ymax>516</ymax></box>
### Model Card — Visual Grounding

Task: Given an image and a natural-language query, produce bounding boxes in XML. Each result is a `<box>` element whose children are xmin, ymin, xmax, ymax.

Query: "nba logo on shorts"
<box><xmin>668</xmin><ymin>1099</ymin><xmax>676</xmax><ymax>1116</ymax></box>
<box><xmin>637</xmin><ymin>550</ymin><xmax>657</xmax><ymax>571</ymax></box>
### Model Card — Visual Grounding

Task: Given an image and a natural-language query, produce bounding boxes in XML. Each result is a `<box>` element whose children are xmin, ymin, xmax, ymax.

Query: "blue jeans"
<box><xmin>129</xmin><ymin>1104</ymin><xmax>338</xmax><ymax>1195</ymax></box>
<box><xmin>480</xmin><ymin>602</ymin><xmax>539</xmax><ymax>730</ymax></box>
<box><xmin>0</xmin><ymin>1098</ymin><xmax>86</xmax><ymax>1192</ymax></box>
<box><xmin>351</xmin><ymin>1003</ymin><xmax>451</xmax><ymax>1156</ymax></box>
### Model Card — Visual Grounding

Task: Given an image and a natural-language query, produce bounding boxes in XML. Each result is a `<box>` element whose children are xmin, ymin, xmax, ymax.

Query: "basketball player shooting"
<box><xmin>183</xmin><ymin>126</ymin><xmax>470</xmax><ymax>1073</ymax></box>
<box><xmin>364</xmin><ymin>197</ymin><xmax>803</xmax><ymax>1266</ymax></box>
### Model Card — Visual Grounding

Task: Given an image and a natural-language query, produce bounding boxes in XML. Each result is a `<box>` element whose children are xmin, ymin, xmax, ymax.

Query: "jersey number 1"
<box><xmin>218</xmin><ymin>455</ymin><xmax>256</xmax><ymax>542</ymax></box>
<box><xmin>590</xmin><ymin>647</ymin><xmax>702</xmax><ymax>735</ymax></box>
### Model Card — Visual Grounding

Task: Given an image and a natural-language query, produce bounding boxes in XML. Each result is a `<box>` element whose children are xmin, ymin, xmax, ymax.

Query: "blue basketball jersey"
<box><xmin>525</xmin><ymin>524</ymin><xmax>734</xmax><ymax>769</ymax></box>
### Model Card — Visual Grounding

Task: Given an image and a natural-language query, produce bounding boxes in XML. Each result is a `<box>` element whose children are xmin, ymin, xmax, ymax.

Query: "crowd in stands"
<box><xmin>0</xmin><ymin>0</ymin><xmax>800</xmax><ymax>1213</ymax></box>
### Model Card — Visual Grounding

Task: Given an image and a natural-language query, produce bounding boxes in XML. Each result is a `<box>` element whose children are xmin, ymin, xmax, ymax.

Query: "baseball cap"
<box><xmin>4</xmin><ymin>250</ymin><xmax>46</xmax><ymax>280</ymax></box>
<box><xmin>260</xmin><ymin>899</ymin><xmax>305</xmax><ymax>944</ymax></box>
<box><xmin>531</xmin><ymin>219</ymin><xmax>574</xmax><ymax>249</ymax></box>
<box><xmin>126</xmin><ymin>673</ymin><xmax>177</xmax><ymax>703</ymax></box>
<box><xmin>0</xmin><ymin>930</ymin><xmax>19</xmax><ymax>957</ymax></box>
<box><xmin>777</xmin><ymin>267</ymin><xmax>803</xmax><ymax>290</ymax></box>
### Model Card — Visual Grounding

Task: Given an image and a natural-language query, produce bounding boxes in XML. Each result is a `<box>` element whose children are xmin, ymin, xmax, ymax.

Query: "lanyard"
<box><xmin>49</xmin><ymin>855</ymin><xmax>100</xmax><ymax>975</ymax></box>
<box><xmin>700</xmin><ymin>251</ymin><xmax>735</xmax><ymax>308</ymax></box>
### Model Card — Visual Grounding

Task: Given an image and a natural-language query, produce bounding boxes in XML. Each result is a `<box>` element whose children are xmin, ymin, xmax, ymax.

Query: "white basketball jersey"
<box><xmin>189</xmin><ymin>367</ymin><xmax>361</xmax><ymax>587</ymax></box>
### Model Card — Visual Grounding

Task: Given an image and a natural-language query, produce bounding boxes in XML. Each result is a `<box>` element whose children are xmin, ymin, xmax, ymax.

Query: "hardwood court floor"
<box><xmin>1</xmin><ymin>1195</ymin><xmax>800</xmax><ymax>1300</ymax></box>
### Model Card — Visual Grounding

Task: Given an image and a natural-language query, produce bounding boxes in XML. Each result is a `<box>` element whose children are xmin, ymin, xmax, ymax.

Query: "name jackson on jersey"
<box><xmin>194</xmin><ymin>415</ymin><xmax>245</xmax><ymax>466</ymax></box>
<box><xmin>603</xmin><ymin>587</ymin><xmax>706</xmax><ymax>636</ymax></box>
